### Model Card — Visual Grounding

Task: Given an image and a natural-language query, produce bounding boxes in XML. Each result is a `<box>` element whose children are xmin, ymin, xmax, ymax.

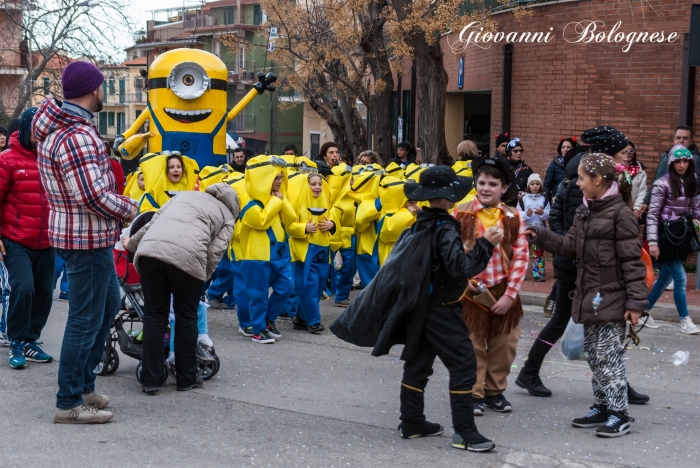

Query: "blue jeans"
<box><xmin>207</xmin><ymin>255</ymin><xmax>235</xmax><ymax>307</ymax></box>
<box><xmin>293</xmin><ymin>245</ymin><xmax>331</xmax><ymax>327</ymax></box>
<box><xmin>55</xmin><ymin>247</ymin><xmax>121</xmax><ymax>409</ymax></box>
<box><xmin>54</xmin><ymin>252</ymin><xmax>68</xmax><ymax>293</ymax></box>
<box><xmin>0</xmin><ymin>261</ymin><xmax>9</xmax><ymax>335</ymax></box>
<box><xmin>334</xmin><ymin>246</ymin><xmax>356</xmax><ymax>302</ymax></box>
<box><xmin>646</xmin><ymin>261</ymin><xmax>688</xmax><ymax>319</ymax></box>
<box><xmin>232</xmin><ymin>261</ymin><xmax>252</xmax><ymax>328</ymax></box>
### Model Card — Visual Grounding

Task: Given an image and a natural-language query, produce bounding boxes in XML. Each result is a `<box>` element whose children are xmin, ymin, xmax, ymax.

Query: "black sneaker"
<box><xmin>292</xmin><ymin>316</ymin><xmax>308</xmax><ymax>331</ymax></box>
<box><xmin>516</xmin><ymin>371</ymin><xmax>552</xmax><ymax>397</ymax></box>
<box><xmin>627</xmin><ymin>384</ymin><xmax>649</xmax><ymax>405</ymax></box>
<box><xmin>238</xmin><ymin>326</ymin><xmax>253</xmax><ymax>337</ymax></box>
<box><xmin>252</xmin><ymin>330</ymin><xmax>275</xmax><ymax>344</ymax></box>
<box><xmin>483</xmin><ymin>394</ymin><xmax>512</xmax><ymax>413</ymax></box>
<box><xmin>307</xmin><ymin>323</ymin><xmax>325</xmax><ymax>334</ymax></box>
<box><xmin>177</xmin><ymin>378</ymin><xmax>204</xmax><ymax>392</ymax></box>
<box><xmin>452</xmin><ymin>431</ymin><xmax>495</xmax><ymax>452</ymax></box>
<box><xmin>473</xmin><ymin>398</ymin><xmax>484</xmax><ymax>416</ymax></box>
<box><xmin>543</xmin><ymin>294</ymin><xmax>555</xmax><ymax>317</ymax></box>
<box><xmin>398</xmin><ymin>420</ymin><xmax>443</xmax><ymax>439</ymax></box>
<box><xmin>595</xmin><ymin>411</ymin><xmax>633</xmax><ymax>438</ymax></box>
<box><xmin>572</xmin><ymin>404</ymin><xmax>608</xmax><ymax>428</ymax></box>
<box><xmin>266</xmin><ymin>320</ymin><xmax>282</xmax><ymax>339</ymax></box>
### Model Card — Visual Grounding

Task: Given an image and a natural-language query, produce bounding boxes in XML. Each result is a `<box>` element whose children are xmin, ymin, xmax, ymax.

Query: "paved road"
<box><xmin>0</xmin><ymin>293</ymin><xmax>698</xmax><ymax>467</ymax></box>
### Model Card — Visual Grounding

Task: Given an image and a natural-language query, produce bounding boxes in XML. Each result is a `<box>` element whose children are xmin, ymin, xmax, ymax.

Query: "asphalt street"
<box><xmin>0</xmin><ymin>292</ymin><xmax>698</xmax><ymax>468</ymax></box>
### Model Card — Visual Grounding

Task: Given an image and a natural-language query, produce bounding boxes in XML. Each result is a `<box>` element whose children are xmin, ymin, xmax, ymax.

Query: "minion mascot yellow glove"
<box><xmin>286</xmin><ymin>169</ymin><xmax>335</xmax><ymax>329</ymax></box>
<box><xmin>238</xmin><ymin>155</ymin><xmax>297</xmax><ymax>338</ymax></box>
<box><xmin>351</xmin><ymin>164</ymin><xmax>384</xmax><ymax>287</ymax></box>
<box><xmin>377</xmin><ymin>176</ymin><xmax>417</xmax><ymax>266</ymax></box>
<box><xmin>138</xmin><ymin>152</ymin><xmax>199</xmax><ymax>213</ymax></box>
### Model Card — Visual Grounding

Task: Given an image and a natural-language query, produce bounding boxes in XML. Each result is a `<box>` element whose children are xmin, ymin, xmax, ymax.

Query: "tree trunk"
<box><xmin>391</xmin><ymin>0</ymin><xmax>453</xmax><ymax>165</ymax></box>
<box><xmin>360</xmin><ymin>1</ymin><xmax>393</xmax><ymax>165</ymax></box>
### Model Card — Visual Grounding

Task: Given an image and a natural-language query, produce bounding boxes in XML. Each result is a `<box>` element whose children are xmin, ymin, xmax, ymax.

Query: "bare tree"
<box><xmin>0</xmin><ymin>0</ymin><xmax>137</xmax><ymax>118</ymax></box>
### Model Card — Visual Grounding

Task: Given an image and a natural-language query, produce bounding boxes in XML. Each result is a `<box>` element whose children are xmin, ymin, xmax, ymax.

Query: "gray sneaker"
<box><xmin>54</xmin><ymin>404</ymin><xmax>113</xmax><ymax>424</ymax></box>
<box><xmin>82</xmin><ymin>392</ymin><xmax>110</xmax><ymax>409</ymax></box>
<box><xmin>638</xmin><ymin>311</ymin><xmax>660</xmax><ymax>330</ymax></box>
<box><xmin>209</xmin><ymin>298</ymin><xmax>224</xmax><ymax>309</ymax></box>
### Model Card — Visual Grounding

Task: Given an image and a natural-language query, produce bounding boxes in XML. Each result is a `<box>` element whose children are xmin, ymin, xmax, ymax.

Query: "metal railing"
<box><xmin>184</xmin><ymin>15</ymin><xmax>217</xmax><ymax>30</ymax></box>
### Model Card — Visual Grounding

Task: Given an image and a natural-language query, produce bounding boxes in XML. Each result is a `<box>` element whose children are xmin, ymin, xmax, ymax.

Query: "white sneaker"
<box><xmin>666</xmin><ymin>280</ymin><xmax>674</xmax><ymax>291</ymax></box>
<box><xmin>679</xmin><ymin>316</ymin><xmax>700</xmax><ymax>335</ymax></box>
<box><xmin>0</xmin><ymin>332</ymin><xmax>9</xmax><ymax>347</ymax></box>
<box><xmin>639</xmin><ymin>312</ymin><xmax>660</xmax><ymax>329</ymax></box>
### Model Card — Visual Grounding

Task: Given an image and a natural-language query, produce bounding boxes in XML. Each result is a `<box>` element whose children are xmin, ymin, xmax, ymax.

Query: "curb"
<box><xmin>519</xmin><ymin>291</ymin><xmax>699</xmax><ymax>323</ymax></box>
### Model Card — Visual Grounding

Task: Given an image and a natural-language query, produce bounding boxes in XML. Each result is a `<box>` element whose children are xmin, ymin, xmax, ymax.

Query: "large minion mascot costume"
<box><xmin>238</xmin><ymin>155</ymin><xmax>297</xmax><ymax>342</ymax></box>
<box><xmin>286</xmin><ymin>171</ymin><xmax>335</xmax><ymax>331</ymax></box>
<box><xmin>116</xmin><ymin>49</ymin><xmax>277</xmax><ymax>168</ymax></box>
<box><xmin>350</xmin><ymin>164</ymin><xmax>383</xmax><ymax>287</ymax></box>
<box><xmin>376</xmin><ymin>176</ymin><xmax>417</xmax><ymax>266</ymax></box>
<box><xmin>138</xmin><ymin>152</ymin><xmax>199</xmax><ymax>212</ymax></box>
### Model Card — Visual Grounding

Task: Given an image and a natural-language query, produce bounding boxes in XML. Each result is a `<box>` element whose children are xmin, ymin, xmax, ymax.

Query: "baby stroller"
<box><xmin>99</xmin><ymin>212</ymin><xmax>220</xmax><ymax>382</ymax></box>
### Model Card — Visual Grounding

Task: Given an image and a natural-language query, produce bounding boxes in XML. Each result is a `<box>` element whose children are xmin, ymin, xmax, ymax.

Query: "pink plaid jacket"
<box><xmin>33</xmin><ymin>98</ymin><xmax>137</xmax><ymax>250</ymax></box>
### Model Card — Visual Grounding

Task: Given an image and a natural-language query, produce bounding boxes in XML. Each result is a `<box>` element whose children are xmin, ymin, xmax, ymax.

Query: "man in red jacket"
<box><xmin>0</xmin><ymin>107</ymin><xmax>55</xmax><ymax>370</ymax></box>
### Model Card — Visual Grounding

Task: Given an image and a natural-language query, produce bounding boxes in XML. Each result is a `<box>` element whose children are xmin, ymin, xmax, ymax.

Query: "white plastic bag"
<box><xmin>672</xmin><ymin>351</ymin><xmax>690</xmax><ymax>366</ymax></box>
<box><xmin>560</xmin><ymin>318</ymin><xmax>586</xmax><ymax>361</ymax></box>
<box><xmin>333</xmin><ymin>251</ymin><xmax>343</xmax><ymax>271</ymax></box>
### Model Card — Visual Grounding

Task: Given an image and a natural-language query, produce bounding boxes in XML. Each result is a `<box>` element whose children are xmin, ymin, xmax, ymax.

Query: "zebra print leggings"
<box><xmin>583</xmin><ymin>322</ymin><xmax>628</xmax><ymax>412</ymax></box>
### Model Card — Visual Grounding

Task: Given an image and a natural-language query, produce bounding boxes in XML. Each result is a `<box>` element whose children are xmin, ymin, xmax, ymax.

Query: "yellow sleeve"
<box><xmin>244</xmin><ymin>196</ymin><xmax>284</xmax><ymax>230</ymax></box>
<box><xmin>356</xmin><ymin>199</ymin><xmax>381</xmax><ymax>233</ymax></box>
<box><xmin>379</xmin><ymin>209</ymin><xmax>416</xmax><ymax>243</ymax></box>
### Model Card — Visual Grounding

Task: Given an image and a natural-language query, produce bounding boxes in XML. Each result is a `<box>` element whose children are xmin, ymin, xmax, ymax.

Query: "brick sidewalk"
<box><xmin>519</xmin><ymin>271</ymin><xmax>700</xmax><ymax>307</ymax></box>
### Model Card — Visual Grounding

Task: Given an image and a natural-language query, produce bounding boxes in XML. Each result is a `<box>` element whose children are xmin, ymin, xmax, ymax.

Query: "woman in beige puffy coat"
<box><xmin>125</xmin><ymin>183</ymin><xmax>239</xmax><ymax>393</ymax></box>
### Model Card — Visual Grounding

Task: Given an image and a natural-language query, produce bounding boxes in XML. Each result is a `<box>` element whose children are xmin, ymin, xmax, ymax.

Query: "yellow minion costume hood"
<box><xmin>138</xmin><ymin>152</ymin><xmax>199</xmax><ymax>212</ymax></box>
<box><xmin>349</xmin><ymin>164</ymin><xmax>383</xmax><ymax>204</ymax></box>
<box><xmin>404</xmin><ymin>163</ymin><xmax>426</xmax><ymax>183</ymax></box>
<box><xmin>451</xmin><ymin>160</ymin><xmax>477</xmax><ymax>205</ymax></box>
<box><xmin>379</xmin><ymin>176</ymin><xmax>408</xmax><ymax>215</ymax></box>
<box><xmin>245</xmin><ymin>155</ymin><xmax>288</xmax><ymax>202</ymax></box>
<box><xmin>286</xmin><ymin>157</ymin><xmax>318</xmax><ymax>210</ymax></box>
<box><xmin>222</xmin><ymin>170</ymin><xmax>247</xmax><ymax>261</ymax></box>
<box><xmin>124</xmin><ymin>169</ymin><xmax>145</xmax><ymax>201</ymax></box>
<box><xmin>385</xmin><ymin>161</ymin><xmax>406</xmax><ymax>180</ymax></box>
<box><xmin>198</xmin><ymin>164</ymin><xmax>235</xmax><ymax>191</ymax></box>
<box><xmin>329</xmin><ymin>164</ymin><xmax>355</xmax><ymax>252</ymax></box>
<box><xmin>376</xmin><ymin>176</ymin><xmax>416</xmax><ymax>266</ymax></box>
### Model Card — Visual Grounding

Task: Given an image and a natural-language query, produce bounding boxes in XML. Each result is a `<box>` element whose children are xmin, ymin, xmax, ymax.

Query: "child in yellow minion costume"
<box><xmin>385</xmin><ymin>161</ymin><xmax>406</xmax><ymax>180</ymax></box>
<box><xmin>138</xmin><ymin>152</ymin><xmax>199</xmax><ymax>212</ymax></box>
<box><xmin>124</xmin><ymin>169</ymin><xmax>145</xmax><ymax>201</ymax></box>
<box><xmin>328</xmin><ymin>164</ymin><xmax>355</xmax><ymax>307</ymax></box>
<box><xmin>352</xmin><ymin>164</ymin><xmax>383</xmax><ymax>286</ymax></box>
<box><xmin>286</xmin><ymin>171</ymin><xmax>335</xmax><ymax>333</ymax></box>
<box><xmin>197</xmin><ymin>164</ymin><xmax>235</xmax><ymax>191</ymax></box>
<box><xmin>238</xmin><ymin>155</ymin><xmax>297</xmax><ymax>343</ymax></box>
<box><xmin>376</xmin><ymin>176</ymin><xmax>418</xmax><ymax>266</ymax></box>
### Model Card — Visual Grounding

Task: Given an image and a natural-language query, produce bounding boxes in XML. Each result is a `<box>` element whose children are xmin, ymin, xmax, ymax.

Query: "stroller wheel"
<box><xmin>105</xmin><ymin>347</ymin><xmax>119</xmax><ymax>374</ymax></box>
<box><xmin>136</xmin><ymin>361</ymin><xmax>169</xmax><ymax>385</ymax></box>
<box><xmin>200</xmin><ymin>354</ymin><xmax>220</xmax><ymax>380</ymax></box>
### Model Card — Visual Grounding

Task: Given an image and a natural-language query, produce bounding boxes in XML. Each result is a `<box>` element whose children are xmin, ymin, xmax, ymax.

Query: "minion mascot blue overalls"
<box><xmin>328</xmin><ymin>164</ymin><xmax>355</xmax><ymax>307</ymax></box>
<box><xmin>238</xmin><ymin>156</ymin><xmax>297</xmax><ymax>343</ymax></box>
<box><xmin>287</xmin><ymin>170</ymin><xmax>335</xmax><ymax>333</ymax></box>
<box><xmin>352</xmin><ymin>164</ymin><xmax>384</xmax><ymax>287</ymax></box>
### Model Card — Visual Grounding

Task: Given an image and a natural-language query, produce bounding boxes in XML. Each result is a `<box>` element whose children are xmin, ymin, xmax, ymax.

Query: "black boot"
<box><xmin>627</xmin><ymin>383</ymin><xmax>649</xmax><ymax>405</ymax></box>
<box><xmin>449</xmin><ymin>391</ymin><xmax>495</xmax><ymax>452</ymax></box>
<box><xmin>398</xmin><ymin>383</ymin><xmax>442</xmax><ymax>439</ymax></box>
<box><xmin>515</xmin><ymin>368</ymin><xmax>552</xmax><ymax>397</ymax></box>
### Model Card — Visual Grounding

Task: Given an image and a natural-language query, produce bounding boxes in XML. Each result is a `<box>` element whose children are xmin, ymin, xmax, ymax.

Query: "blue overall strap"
<box><xmin>371</xmin><ymin>197</ymin><xmax>383</xmax><ymax>235</ymax></box>
<box><xmin>239</xmin><ymin>199</ymin><xmax>276</xmax><ymax>242</ymax></box>
<box><xmin>375</xmin><ymin>213</ymin><xmax>394</xmax><ymax>236</ymax></box>
<box><xmin>147</xmin><ymin>102</ymin><xmax>167</xmax><ymax>137</ymax></box>
<box><xmin>138</xmin><ymin>193</ymin><xmax>160</xmax><ymax>211</ymax></box>
<box><xmin>209</xmin><ymin>112</ymin><xmax>228</xmax><ymax>140</ymax></box>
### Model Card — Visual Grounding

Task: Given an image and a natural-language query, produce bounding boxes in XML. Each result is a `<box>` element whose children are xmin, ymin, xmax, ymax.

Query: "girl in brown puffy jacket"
<box><xmin>527</xmin><ymin>153</ymin><xmax>648</xmax><ymax>439</ymax></box>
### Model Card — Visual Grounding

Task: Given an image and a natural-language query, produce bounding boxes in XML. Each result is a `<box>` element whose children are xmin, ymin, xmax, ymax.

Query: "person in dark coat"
<box><xmin>332</xmin><ymin>166</ymin><xmax>501</xmax><ymax>452</ymax></box>
<box><xmin>516</xmin><ymin>127</ymin><xmax>649</xmax><ymax>405</ymax></box>
<box><xmin>544</xmin><ymin>137</ymin><xmax>577</xmax><ymax>203</ymax></box>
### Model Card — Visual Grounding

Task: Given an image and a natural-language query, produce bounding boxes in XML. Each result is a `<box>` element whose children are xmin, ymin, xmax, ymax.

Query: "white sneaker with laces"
<box><xmin>680</xmin><ymin>316</ymin><xmax>700</xmax><ymax>335</ymax></box>
<box><xmin>666</xmin><ymin>280</ymin><xmax>674</xmax><ymax>291</ymax></box>
<box><xmin>639</xmin><ymin>312</ymin><xmax>660</xmax><ymax>329</ymax></box>
<box><xmin>0</xmin><ymin>332</ymin><xmax>9</xmax><ymax>347</ymax></box>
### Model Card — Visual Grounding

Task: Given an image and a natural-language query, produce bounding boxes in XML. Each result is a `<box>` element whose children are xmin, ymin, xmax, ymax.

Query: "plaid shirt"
<box><xmin>33</xmin><ymin>98</ymin><xmax>137</xmax><ymax>250</ymax></box>
<box><xmin>470</xmin><ymin>199</ymin><xmax>529</xmax><ymax>299</ymax></box>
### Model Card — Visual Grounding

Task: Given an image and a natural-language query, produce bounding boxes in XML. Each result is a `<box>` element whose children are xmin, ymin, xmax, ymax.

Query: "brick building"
<box><xmin>393</xmin><ymin>0</ymin><xmax>700</xmax><ymax>179</ymax></box>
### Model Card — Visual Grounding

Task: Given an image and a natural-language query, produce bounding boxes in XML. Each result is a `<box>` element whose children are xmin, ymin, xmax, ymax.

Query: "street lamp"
<box><xmin>27</xmin><ymin>1</ymin><xmax>101</xmax><ymax>100</ymax></box>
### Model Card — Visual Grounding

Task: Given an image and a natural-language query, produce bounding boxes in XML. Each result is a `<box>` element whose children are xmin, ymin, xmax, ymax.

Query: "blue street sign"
<box><xmin>458</xmin><ymin>57</ymin><xmax>464</xmax><ymax>89</ymax></box>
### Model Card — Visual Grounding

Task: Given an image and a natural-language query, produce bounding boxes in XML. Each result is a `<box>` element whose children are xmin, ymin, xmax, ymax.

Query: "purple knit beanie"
<box><xmin>62</xmin><ymin>61</ymin><xmax>104</xmax><ymax>99</ymax></box>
